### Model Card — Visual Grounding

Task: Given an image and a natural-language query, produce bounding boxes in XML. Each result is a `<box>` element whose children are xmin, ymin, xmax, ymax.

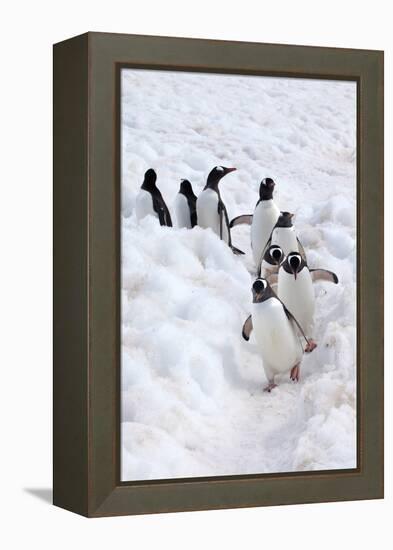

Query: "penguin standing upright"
<box><xmin>135</xmin><ymin>168</ymin><xmax>172</xmax><ymax>227</ymax></box>
<box><xmin>174</xmin><ymin>179</ymin><xmax>197</xmax><ymax>229</ymax></box>
<box><xmin>230</xmin><ymin>178</ymin><xmax>280</xmax><ymax>269</ymax></box>
<box><xmin>268</xmin><ymin>251</ymin><xmax>339</xmax><ymax>353</ymax></box>
<box><xmin>197</xmin><ymin>166</ymin><xmax>244</xmax><ymax>254</ymax></box>
<box><xmin>242</xmin><ymin>278</ymin><xmax>310</xmax><ymax>392</ymax></box>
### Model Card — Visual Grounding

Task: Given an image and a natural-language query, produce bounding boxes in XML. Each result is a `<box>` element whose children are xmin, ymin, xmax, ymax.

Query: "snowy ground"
<box><xmin>121</xmin><ymin>69</ymin><xmax>357</xmax><ymax>481</ymax></box>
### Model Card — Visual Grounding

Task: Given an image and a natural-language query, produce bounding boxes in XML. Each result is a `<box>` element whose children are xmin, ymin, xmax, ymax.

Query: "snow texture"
<box><xmin>121</xmin><ymin>69</ymin><xmax>357</xmax><ymax>481</ymax></box>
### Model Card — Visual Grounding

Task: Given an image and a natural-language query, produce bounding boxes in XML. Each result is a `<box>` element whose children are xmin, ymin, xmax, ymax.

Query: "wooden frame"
<box><xmin>53</xmin><ymin>32</ymin><xmax>384</xmax><ymax>517</ymax></box>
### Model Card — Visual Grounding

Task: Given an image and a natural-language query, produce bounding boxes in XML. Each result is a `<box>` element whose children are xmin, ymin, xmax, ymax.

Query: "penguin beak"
<box><xmin>224</xmin><ymin>167</ymin><xmax>237</xmax><ymax>175</ymax></box>
<box><xmin>289</xmin><ymin>257</ymin><xmax>300</xmax><ymax>279</ymax></box>
<box><xmin>292</xmin><ymin>265</ymin><xmax>299</xmax><ymax>280</ymax></box>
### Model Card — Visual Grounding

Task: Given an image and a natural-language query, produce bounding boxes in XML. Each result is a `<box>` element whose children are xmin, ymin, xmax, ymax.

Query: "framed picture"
<box><xmin>53</xmin><ymin>32</ymin><xmax>384</xmax><ymax>517</ymax></box>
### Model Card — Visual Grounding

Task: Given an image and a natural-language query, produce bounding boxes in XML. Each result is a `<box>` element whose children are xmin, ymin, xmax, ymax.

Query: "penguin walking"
<box><xmin>230</xmin><ymin>178</ymin><xmax>280</xmax><ymax>268</ymax></box>
<box><xmin>242</xmin><ymin>278</ymin><xmax>310</xmax><ymax>392</ymax></box>
<box><xmin>135</xmin><ymin>168</ymin><xmax>172</xmax><ymax>227</ymax></box>
<box><xmin>258</xmin><ymin>211</ymin><xmax>306</xmax><ymax>275</ymax></box>
<box><xmin>268</xmin><ymin>251</ymin><xmax>339</xmax><ymax>352</ymax></box>
<box><xmin>174</xmin><ymin>179</ymin><xmax>197</xmax><ymax>229</ymax></box>
<box><xmin>197</xmin><ymin>166</ymin><xmax>244</xmax><ymax>255</ymax></box>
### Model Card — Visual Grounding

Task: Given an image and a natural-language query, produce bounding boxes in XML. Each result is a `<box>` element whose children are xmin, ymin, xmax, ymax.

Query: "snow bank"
<box><xmin>121</xmin><ymin>70</ymin><xmax>357</xmax><ymax>480</ymax></box>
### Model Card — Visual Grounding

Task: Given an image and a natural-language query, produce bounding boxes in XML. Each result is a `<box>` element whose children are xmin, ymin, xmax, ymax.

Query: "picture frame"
<box><xmin>53</xmin><ymin>31</ymin><xmax>384</xmax><ymax>517</ymax></box>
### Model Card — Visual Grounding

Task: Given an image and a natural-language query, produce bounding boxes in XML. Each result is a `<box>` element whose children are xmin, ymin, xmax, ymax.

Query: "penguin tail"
<box><xmin>230</xmin><ymin>245</ymin><xmax>245</xmax><ymax>255</ymax></box>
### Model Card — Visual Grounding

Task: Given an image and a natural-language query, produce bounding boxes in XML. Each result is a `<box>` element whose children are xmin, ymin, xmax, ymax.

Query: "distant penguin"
<box><xmin>260</xmin><ymin>244</ymin><xmax>284</xmax><ymax>279</ymax></box>
<box><xmin>230</xmin><ymin>178</ymin><xmax>280</xmax><ymax>268</ymax></box>
<box><xmin>197</xmin><ymin>166</ymin><xmax>244</xmax><ymax>255</ymax></box>
<box><xmin>268</xmin><ymin>251</ymin><xmax>339</xmax><ymax>353</ymax></box>
<box><xmin>135</xmin><ymin>169</ymin><xmax>172</xmax><ymax>227</ymax></box>
<box><xmin>174</xmin><ymin>179</ymin><xmax>197</xmax><ymax>229</ymax></box>
<box><xmin>260</xmin><ymin>212</ymin><xmax>306</xmax><ymax>273</ymax></box>
<box><xmin>242</xmin><ymin>278</ymin><xmax>310</xmax><ymax>392</ymax></box>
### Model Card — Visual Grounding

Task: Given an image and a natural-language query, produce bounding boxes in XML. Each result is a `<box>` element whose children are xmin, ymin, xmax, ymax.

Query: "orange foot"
<box><xmin>263</xmin><ymin>383</ymin><xmax>277</xmax><ymax>393</ymax></box>
<box><xmin>305</xmin><ymin>339</ymin><xmax>317</xmax><ymax>353</ymax></box>
<box><xmin>290</xmin><ymin>364</ymin><xmax>300</xmax><ymax>382</ymax></box>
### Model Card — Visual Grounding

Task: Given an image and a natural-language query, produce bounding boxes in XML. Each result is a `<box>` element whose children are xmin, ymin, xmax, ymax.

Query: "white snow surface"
<box><xmin>121</xmin><ymin>69</ymin><xmax>357</xmax><ymax>481</ymax></box>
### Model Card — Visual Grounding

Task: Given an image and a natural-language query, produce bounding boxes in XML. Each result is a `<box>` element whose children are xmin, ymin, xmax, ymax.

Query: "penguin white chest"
<box><xmin>174</xmin><ymin>193</ymin><xmax>191</xmax><ymax>229</ymax></box>
<box><xmin>252</xmin><ymin>298</ymin><xmax>302</xmax><ymax>375</ymax></box>
<box><xmin>271</xmin><ymin>227</ymin><xmax>298</xmax><ymax>256</ymax></box>
<box><xmin>278</xmin><ymin>269</ymin><xmax>315</xmax><ymax>337</ymax></box>
<box><xmin>135</xmin><ymin>190</ymin><xmax>156</xmax><ymax>221</ymax></box>
<box><xmin>251</xmin><ymin>200</ymin><xmax>280</xmax><ymax>265</ymax></box>
<box><xmin>197</xmin><ymin>189</ymin><xmax>229</xmax><ymax>243</ymax></box>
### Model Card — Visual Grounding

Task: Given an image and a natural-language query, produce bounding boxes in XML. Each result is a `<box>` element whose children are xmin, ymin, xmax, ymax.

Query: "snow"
<box><xmin>121</xmin><ymin>69</ymin><xmax>357</xmax><ymax>481</ymax></box>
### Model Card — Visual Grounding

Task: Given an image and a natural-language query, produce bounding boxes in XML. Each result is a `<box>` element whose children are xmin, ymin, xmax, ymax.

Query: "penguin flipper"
<box><xmin>242</xmin><ymin>315</ymin><xmax>253</xmax><ymax>341</ymax></box>
<box><xmin>218</xmin><ymin>201</ymin><xmax>224</xmax><ymax>240</ymax></box>
<box><xmin>231</xmin><ymin>245</ymin><xmax>245</xmax><ymax>255</ymax></box>
<box><xmin>155</xmin><ymin>204</ymin><xmax>166</xmax><ymax>226</ymax></box>
<box><xmin>216</xmin><ymin>198</ymin><xmax>243</xmax><ymax>254</ymax></box>
<box><xmin>310</xmin><ymin>269</ymin><xmax>339</xmax><ymax>284</ymax></box>
<box><xmin>218</xmin><ymin>199</ymin><xmax>232</xmax><ymax>243</ymax></box>
<box><xmin>162</xmin><ymin>202</ymin><xmax>173</xmax><ymax>227</ymax></box>
<box><xmin>282</xmin><ymin>305</ymin><xmax>310</xmax><ymax>348</ymax></box>
<box><xmin>229</xmin><ymin>214</ymin><xmax>253</xmax><ymax>228</ymax></box>
<box><xmin>152</xmin><ymin>193</ymin><xmax>172</xmax><ymax>227</ymax></box>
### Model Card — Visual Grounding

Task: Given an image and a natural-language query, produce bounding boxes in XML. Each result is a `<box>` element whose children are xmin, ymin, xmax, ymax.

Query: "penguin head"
<box><xmin>264</xmin><ymin>245</ymin><xmax>284</xmax><ymax>266</ymax></box>
<box><xmin>252</xmin><ymin>277</ymin><xmax>271</xmax><ymax>303</ymax></box>
<box><xmin>286</xmin><ymin>252</ymin><xmax>303</xmax><ymax>280</ymax></box>
<box><xmin>276</xmin><ymin>211</ymin><xmax>294</xmax><ymax>228</ymax></box>
<box><xmin>142</xmin><ymin>168</ymin><xmax>157</xmax><ymax>190</ymax></box>
<box><xmin>179</xmin><ymin>179</ymin><xmax>194</xmax><ymax>196</ymax></box>
<box><xmin>206</xmin><ymin>166</ymin><xmax>237</xmax><ymax>188</ymax></box>
<box><xmin>259</xmin><ymin>178</ymin><xmax>276</xmax><ymax>200</ymax></box>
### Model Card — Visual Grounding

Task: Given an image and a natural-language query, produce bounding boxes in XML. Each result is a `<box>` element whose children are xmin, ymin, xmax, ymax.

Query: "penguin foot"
<box><xmin>263</xmin><ymin>383</ymin><xmax>277</xmax><ymax>393</ymax></box>
<box><xmin>290</xmin><ymin>364</ymin><xmax>300</xmax><ymax>382</ymax></box>
<box><xmin>305</xmin><ymin>340</ymin><xmax>317</xmax><ymax>353</ymax></box>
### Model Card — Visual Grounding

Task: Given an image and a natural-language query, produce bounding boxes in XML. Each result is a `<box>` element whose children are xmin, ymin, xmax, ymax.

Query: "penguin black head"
<box><xmin>276</xmin><ymin>211</ymin><xmax>294</xmax><ymax>228</ymax></box>
<box><xmin>142</xmin><ymin>168</ymin><xmax>157</xmax><ymax>190</ymax></box>
<box><xmin>252</xmin><ymin>278</ymin><xmax>274</xmax><ymax>303</ymax></box>
<box><xmin>179</xmin><ymin>179</ymin><xmax>195</xmax><ymax>198</ymax></box>
<box><xmin>264</xmin><ymin>245</ymin><xmax>284</xmax><ymax>266</ymax></box>
<box><xmin>259</xmin><ymin>178</ymin><xmax>276</xmax><ymax>200</ymax></box>
<box><xmin>283</xmin><ymin>251</ymin><xmax>305</xmax><ymax>280</ymax></box>
<box><xmin>205</xmin><ymin>166</ymin><xmax>237</xmax><ymax>189</ymax></box>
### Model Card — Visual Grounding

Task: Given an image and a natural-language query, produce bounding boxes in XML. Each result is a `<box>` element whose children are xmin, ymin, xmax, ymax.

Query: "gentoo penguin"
<box><xmin>260</xmin><ymin>244</ymin><xmax>284</xmax><ymax>279</ymax></box>
<box><xmin>242</xmin><ymin>278</ymin><xmax>310</xmax><ymax>392</ymax></box>
<box><xmin>230</xmin><ymin>178</ymin><xmax>280</xmax><ymax>269</ymax></box>
<box><xmin>268</xmin><ymin>251</ymin><xmax>338</xmax><ymax>353</ymax></box>
<box><xmin>197</xmin><ymin>166</ymin><xmax>244</xmax><ymax>255</ymax></box>
<box><xmin>135</xmin><ymin>168</ymin><xmax>172</xmax><ymax>227</ymax></box>
<box><xmin>259</xmin><ymin>212</ymin><xmax>306</xmax><ymax>275</ymax></box>
<box><xmin>174</xmin><ymin>179</ymin><xmax>197</xmax><ymax>229</ymax></box>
